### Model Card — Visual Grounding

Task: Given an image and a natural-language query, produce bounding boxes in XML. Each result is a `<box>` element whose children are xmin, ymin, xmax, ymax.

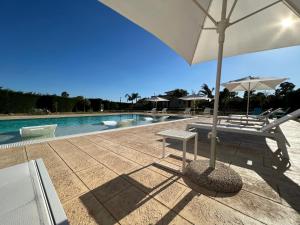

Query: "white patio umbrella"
<box><xmin>179</xmin><ymin>94</ymin><xmax>212</xmax><ymax>115</ymax></box>
<box><xmin>99</xmin><ymin>0</ymin><xmax>300</xmax><ymax>168</ymax></box>
<box><xmin>146</xmin><ymin>96</ymin><xmax>169</xmax><ymax>108</ymax></box>
<box><xmin>222</xmin><ymin>76</ymin><xmax>287</xmax><ymax>116</ymax></box>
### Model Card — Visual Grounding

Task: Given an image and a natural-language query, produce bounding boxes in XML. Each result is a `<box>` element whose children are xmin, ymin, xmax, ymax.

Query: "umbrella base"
<box><xmin>185</xmin><ymin>159</ymin><xmax>242</xmax><ymax>193</ymax></box>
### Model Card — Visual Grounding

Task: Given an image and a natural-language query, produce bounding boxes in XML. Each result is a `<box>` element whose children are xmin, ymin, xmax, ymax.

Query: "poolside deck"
<box><xmin>0</xmin><ymin>117</ymin><xmax>299</xmax><ymax>225</ymax></box>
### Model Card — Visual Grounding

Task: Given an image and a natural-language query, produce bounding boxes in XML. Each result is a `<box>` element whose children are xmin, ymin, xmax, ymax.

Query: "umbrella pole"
<box><xmin>210</xmin><ymin>0</ymin><xmax>227</xmax><ymax>169</ymax></box>
<box><xmin>246</xmin><ymin>83</ymin><xmax>250</xmax><ymax>117</ymax></box>
<box><xmin>194</xmin><ymin>100</ymin><xmax>195</xmax><ymax>115</ymax></box>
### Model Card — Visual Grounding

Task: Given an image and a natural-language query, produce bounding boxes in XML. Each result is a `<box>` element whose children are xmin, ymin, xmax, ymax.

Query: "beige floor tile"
<box><xmin>98</xmin><ymin>152</ymin><xmax>139</xmax><ymax>174</ymax></box>
<box><xmin>125</xmin><ymin>167</ymin><xmax>188</xmax><ymax>208</ymax></box>
<box><xmin>104</xmin><ymin>185</ymin><xmax>192</xmax><ymax>225</ymax></box>
<box><xmin>215</xmin><ymin>189</ymin><xmax>300</xmax><ymax>225</ymax></box>
<box><xmin>174</xmin><ymin>190</ymin><xmax>263</xmax><ymax>225</ymax></box>
<box><xmin>0</xmin><ymin>147</ymin><xmax>27</xmax><ymax>169</ymax></box>
<box><xmin>50</xmin><ymin>169</ymin><xmax>88</xmax><ymax>203</ymax></box>
<box><xmin>63</xmin><ymin>193</ymin><xmax>119</xmax><ymax>225</ymax></box>
<box><xmin>49</xmin><ymin>140</ymin><xmax>99</xmax><ymax>172</ymax></box>
<box><xmin>76</xmin><ymin>164</ymin><xmax>131</xmax><ymax>203</ymax></box>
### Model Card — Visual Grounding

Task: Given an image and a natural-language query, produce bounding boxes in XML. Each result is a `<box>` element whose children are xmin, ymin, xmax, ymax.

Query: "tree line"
<box><xmin>0</xmin><ymin>88</ymin><xmax>130</xmax><ymax>114</ymax></box>
<box><xmin>0</xmin><ymin>81</ymin><xmax>299</xmax><ymax>114</ymax></box>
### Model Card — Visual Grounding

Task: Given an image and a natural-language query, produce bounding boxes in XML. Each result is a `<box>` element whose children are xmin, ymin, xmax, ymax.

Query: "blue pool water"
<box><xmin>0</xmin><ymin>114</ymin><xmax>183</xmax><ymax>145</ymax></box>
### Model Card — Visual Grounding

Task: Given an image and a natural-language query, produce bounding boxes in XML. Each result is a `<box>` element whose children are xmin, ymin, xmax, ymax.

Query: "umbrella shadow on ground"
<box><xmin>162</xmin><ymin>128</ymin><xmax>300</xmax><ymax>213</ymax></box>
<box><xmin>79</xmin><ymin>163</ymin><xmax>215</xmax><ymax>225</ymax></box>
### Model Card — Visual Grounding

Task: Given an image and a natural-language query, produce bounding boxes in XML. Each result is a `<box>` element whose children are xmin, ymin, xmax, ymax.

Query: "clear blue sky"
<box><xmin>1</xmin><ymin>0</ymin><xmax>299</xmax><ymax>102</ymax></box>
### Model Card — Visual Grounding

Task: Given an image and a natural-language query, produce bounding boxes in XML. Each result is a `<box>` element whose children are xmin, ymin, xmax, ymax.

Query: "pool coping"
<box><xmin>0</xmin><ymin>116</ymin><xmax>196</xmax><ymax>149</ymax></box>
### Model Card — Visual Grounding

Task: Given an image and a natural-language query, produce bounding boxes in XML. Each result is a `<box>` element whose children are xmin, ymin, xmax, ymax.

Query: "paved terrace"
<box><xmin>0</xmin><ymin>117</ymin><xmax>299</xmax><ymax>225</ymax></box>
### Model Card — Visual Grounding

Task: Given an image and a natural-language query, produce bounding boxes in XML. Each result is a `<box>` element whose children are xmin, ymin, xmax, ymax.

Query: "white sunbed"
<box><xmin>159</xmin><ymin>108</ymin><xmax>168</xmax><ymax>113</ymax></box>
<box><xmin>148</xmin><ymin>108</ymin><xmax>157</xmax><ymax>114</ymax></box>
<box><xmin>20</xmin><ymin>124</ymin><xmax>57</xmax><ymax>140</ymax></box>
<box><xmin>183</xmin><ymin>108</ymin><xmax>191</xmax><ymax>115</ymax></box>
<box><xmin>0</xmin><ymin>159</ymin><xmax>68</xmax><ymax>225</ymax></box>
<box><xmin>187</xmin><ymin>109</ymin><xmax>300</xmax><ymax>159</ymax></box>
<box><xmin>102</xmin><ymin>121</ymin><xmax>117</xmax><ymax>126</ymax></box>
<box><xmin>218</xmin><ymin>108</ymin><xmax>283</xmax><ymax>124</ymax></box>
<box><xmin>203</xmin><ymin>107</ymin><xmax>211</xmax><ymax>115</ymax></box>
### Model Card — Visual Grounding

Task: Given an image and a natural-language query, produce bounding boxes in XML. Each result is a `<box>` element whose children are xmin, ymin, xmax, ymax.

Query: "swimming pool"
<box><xmin>0</xmin><ymin>114</ymin><xmax>184</xmax><ymax>145</ymax></box>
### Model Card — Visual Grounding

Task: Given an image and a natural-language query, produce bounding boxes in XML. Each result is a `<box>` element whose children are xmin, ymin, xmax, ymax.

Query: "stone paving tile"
<box><xmin>173</xmin><ymin>189</ymin><xmax>263</xmax><ymax>225</ymax></box>
<box><xmin>70</xmin><ymin>141</ymin><xmax>111</xmax><ymax>162</ymax></box>
<box><xmin>125</xmin><ymin>167</ymin><xmax>188</xmax><ymax>208</ymax></box>
<box><xmin>49</xmin><ymin>140</ymin><xmax>99</xmax><ymax>172</ymax></box>
<box><xmin>0</xmin><ymin>147</ymin><xmax>27</xmax><ymax>169</ymax></box>
<box><xmin>26</xmin><ymin>143</ymin><xmax>69</xmax><ymax>176</ymax></box>
<box><xmin>215</xmin><ymin>189</ymin><xmax>300</xmax><ymax>225</ymax></box>
<box><xmin>104</xmin><ymin>185</ymin><xmax>192</xmax><ymax>225</ymax></box>
<box><xmin>97</xmin><ymin>152</ymin><xmax>139</xmax><ymax>174</ymax></box>
<box><xmin>50</xmin><ymin>169</ymin><xmax>88</xmax><ymax>203</ymax></box>
<box><xmin>63</xmin><ymin>192</ymin><xmax>119</xmax><ymax>225</ymax></box>
<box><xmin>76</xmin><ymin>164</ymin><xmax>131</xmax><ymax>203</ymax></box>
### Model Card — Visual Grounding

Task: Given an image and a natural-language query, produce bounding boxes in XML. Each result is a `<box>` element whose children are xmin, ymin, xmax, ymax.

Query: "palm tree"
<box><xmin>199</xmin><ymin>84</ymin><xmax>214</xmax><ymax>98</ymax></box>
<box><xmin>125</xmin><ymin>93</ymin><xmax>134</xmax><ymax>104</ymax></box>
<box><xmin>125</xmin><ymin>93</ymin><xmax>141</xmax><ymax>104</ymax></box>
<box><xmin>132</xmin><ymin>92</ymin><xmax>141</xmax><ymax>103</ymax></box>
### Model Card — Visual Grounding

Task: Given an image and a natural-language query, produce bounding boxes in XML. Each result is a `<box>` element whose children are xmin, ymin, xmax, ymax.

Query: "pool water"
<box><xmin>0</xmin><ymin>114</ymin><xmax>183</xmax><ymax>145</ymax></box>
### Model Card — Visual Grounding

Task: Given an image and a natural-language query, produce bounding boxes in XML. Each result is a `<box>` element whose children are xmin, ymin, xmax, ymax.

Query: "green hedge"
<box><xmin>0</xmin><ymin>88</ymin><xmax>130</xmax><ymax>113</ymax></box>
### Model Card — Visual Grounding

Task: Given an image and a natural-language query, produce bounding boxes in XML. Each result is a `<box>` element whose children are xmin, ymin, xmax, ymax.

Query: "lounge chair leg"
<box><xmin>275</xmin><ymin>127</ymin><xmax>289</xmax><ymax>160</ymax></box>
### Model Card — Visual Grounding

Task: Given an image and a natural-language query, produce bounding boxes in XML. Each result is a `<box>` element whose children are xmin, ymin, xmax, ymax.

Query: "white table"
<box><xmin>157</xmin><ymin>129</ymin><xmax>198</xmax><ymax>172</ymax></box>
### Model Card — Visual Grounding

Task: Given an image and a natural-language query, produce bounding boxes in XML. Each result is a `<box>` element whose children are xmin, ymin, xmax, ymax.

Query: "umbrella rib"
<box><xmin>229</xmin><ymin>0</ymin><xmax>282</xmax><ymax>26</ymax></box>
<box><xmin>227</xmin><ymin>0</ymin><xmax>238</xmax><ymax>21</ymax></box>
<box><xmin>192</xmin><ymin>0</ymin><xmax>217</xmax><ymax>26</ymax></box>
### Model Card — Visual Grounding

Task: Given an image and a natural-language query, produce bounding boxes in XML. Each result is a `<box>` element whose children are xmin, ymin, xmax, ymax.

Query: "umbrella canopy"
<box><xmin>146</xmin><ymin>96</ymin><xmax>169</xmax><ymax>102</ymax></box>
<box><xmin>99</xmin><ymin>0</ymin><xmax>300</xmax><ymax>168</ymax></box>
<box><xmin>146</xmin><ymin>96</ymin><xmax>169</xmax><ymax>107</ymax></box>
<box><xmin>222</xmin><ymin>76</ymin><xmax>287</xmax><ymax>116</ymax></box>
<box><xmin>99</xmin><ymin>0</ymin><xmax>300</xmax><ymax>64</ymax></box>
<box><xmin>179</xmin><ymin>94</ymin><xmax>212</xmax><ymax>101</ymax></box>
<box><xmin>180</xmin><ymin>94</ymin><xmax>212</xmax><ymax>115</ymax></box>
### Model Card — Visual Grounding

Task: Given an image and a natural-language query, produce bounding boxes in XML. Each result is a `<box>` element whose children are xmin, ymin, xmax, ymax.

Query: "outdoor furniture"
<box><xmin>0</xmin><ymin>159</ymin><xmax>68</xmax><ymax>225</ymax></box>
<box><xmin>218</xmin><ymin>108</ymin><xmax>282</xmax><ymax>124</ymax></box>
<box><xmin>157</xmin><ymin>129</ymin><xmax>198</xmax><ymax>173</ymax></box>
<box><xmin>102</xmin><ymin>120</ymin><xmax>117</xmax><ymax>126</ymax></box>
<box><xmin>203</xmin><ymin>107</ymin><xmax>211</xmax><ymax>115</ymax></box>
<box><xmin>221</xmin><ymin>108</ymin><xmax>285</xmax><ymax>123</ymax></box>
<box><xmin>183</xmin><ymin>108</ymin><xmax>191</xmax><ymax>115</ymax></box>
<box><xmin>187</xmin><ymin>109</ymin><xmax>300</xmax><ymax>160</ymax></box>
<box><xmin>271</xmin><ymin>107</ymin><xmax>291</xmax><ymax>119</ymax></box>
<box><xmin>159</xmin><ymin>108</ymin><xmax>168</xmax><ymax>113</ymax></box>
<box><xmin>147</xmin><ymin>108</ymin><xmax>157</xmax><ymax>114</ymax></box>
<box><xmin>20</xmin><ymin>124</ymin><xmax>57</xmax><ymax>140</ymax></box>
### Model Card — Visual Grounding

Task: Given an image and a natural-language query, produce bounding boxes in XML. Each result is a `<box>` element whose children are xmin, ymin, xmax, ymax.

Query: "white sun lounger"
<box><xmin>187</xmin><ymin>109</ymin><xmax>300</xmax><ymax>159</ymax></box>
<box><xmin>0</xmin><ymin>159</ymin><xmax>68</xmax><ymax>225</ymax></box>
<box><xmin>20</xmin><ymin>124</ymin><xmax>57</xmax><ymax>140</ymax></box>
<box><xmin>159</xmin><ymin>108</ymin><xmax>168</xmax><ymax>113</ymax></box>
<box><xmin>148</xmin><ymin>108</ymin><xmax>157</xmax><ymax>114</ymax></box>
<box><xmin>218</xmin><ymin>108</ymin><xmax>283</xmax><ymax>124</ymax></box>
<box><xmin>183</xmin><ymin>108</ymin><xmax>191</xmax><ymax>115</ymax></box>
<box><xmin>203</xmin><ymin>107</ymin><xmax>211</xmax><ymax>115</ymax></box>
